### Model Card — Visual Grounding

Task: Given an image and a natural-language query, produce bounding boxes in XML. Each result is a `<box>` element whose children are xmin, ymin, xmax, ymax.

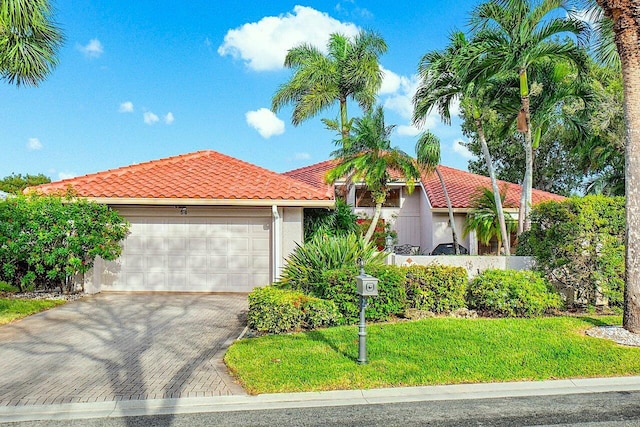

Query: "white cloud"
<box><xmin>143</xmin><ymin>112</ymin><xmax>159</xmax><ymax>125</ymax></box>
<box><xmin>163</xmin><ymin>112</ymin><xmax>175</xmax><ymax>124</ymax></box>
<box><xmin>218</xmin><ymin>6</ymin><xmax>359</xmax><ymax>71</ymax></box>
<box><xmin>379</xmin><ymin>66</ymin><xmax>402</xmax><ymax>95</ymax></box>
<box><xmin>118</xmin><ymin>101</ymin><xmax>134</xmax><ymax>113</ymax></box>
<box><xmin>396</xmin><ymin>125</ymin><xmax>424</xmax><ymax>137</ymax></box>
<box><xmin>245</xmin><ymin>108</ymin><xmax>285</xmax><ymax>138</ymax></box>
<box><xmin>26</xmin><ymin>138</ymin><xmax>42</xmax><ymax>151</ymax></box>
<box><xmin>382</xmin><ymin>74</ymin><xmax>420</xmax><ymax>120</ymax></box>
<box><xmin>78</xmin><ymin>39</ymin><xmax>104</xmax><ymax>58</ymax></box>
<box><xmin>58</xmin><ymin>172</ymin><xmax>76</xmax><ymax>180</ymax></box>
<box><xmin>452</xmin><ymin>139</ymin><xmax>473</xmax><ymax>159</ymax></box>
<box><xmin>293</xmin><ymin>152</ymin><xmax>311</xmax><ymax>160</ymax></box>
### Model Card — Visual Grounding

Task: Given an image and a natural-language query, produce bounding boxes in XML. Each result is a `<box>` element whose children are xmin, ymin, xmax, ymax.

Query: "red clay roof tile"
<box><xmin>284</xmin><ymin>161</ymin><xmax>565</xmax><ymax>209</ymax></box>
<box><xmin>32</xmin><ymin>150</ymin><xmax>332</xmax><ymax>202</ymax></box>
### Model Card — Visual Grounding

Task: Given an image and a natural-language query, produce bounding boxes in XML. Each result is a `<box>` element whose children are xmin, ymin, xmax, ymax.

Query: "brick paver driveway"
<box><xmin>0</xmin><ymin>293</ymin><xmax>248</xmax><ymax>406</ymax></box>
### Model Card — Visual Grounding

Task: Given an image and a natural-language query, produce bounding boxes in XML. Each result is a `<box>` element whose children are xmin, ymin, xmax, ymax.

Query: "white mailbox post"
<box><xmin>355</xmin><ymin>257</ymin><xmax>378</xmax><ymax>364</ymax></box>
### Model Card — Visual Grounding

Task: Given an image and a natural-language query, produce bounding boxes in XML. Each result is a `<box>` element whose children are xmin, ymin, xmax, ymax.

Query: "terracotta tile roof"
<box><xmin>32</xmin><ymin>150</ymin><xmax>332</xmax><ymax>202</ymax></box>
<box><xmin>421</xmin><ymin>165</ymin><xmax>565</xmax><ymax>209</ymax></box>
<box><xmin>284</xmin><ymin>160</ymin><xmax>565</xmax><ymax>209</ymax></box>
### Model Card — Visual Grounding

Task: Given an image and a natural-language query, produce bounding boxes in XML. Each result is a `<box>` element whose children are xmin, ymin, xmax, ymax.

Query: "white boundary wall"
<box><xmin>390</xmin><ymin>255</ymin><xmax>535</xmax><ymax>279</ymax></box>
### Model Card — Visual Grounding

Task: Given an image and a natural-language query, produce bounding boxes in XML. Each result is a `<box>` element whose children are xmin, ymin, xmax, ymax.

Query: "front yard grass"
<box><xmin>0</xmin><ymin>298</ymin><xmax>66</xmax><ymax>325</ymax></box>
<box><xmin>225</xmin><ymin>316</ymin><xmax>640</xmax><ymax>394</ymax></box>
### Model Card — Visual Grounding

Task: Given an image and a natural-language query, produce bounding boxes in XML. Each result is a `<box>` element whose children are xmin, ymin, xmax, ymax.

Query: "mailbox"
<box><xmin>356</xmin><ymin>273</ymin><xmax>379</xmax><ymax>296</ymax></box>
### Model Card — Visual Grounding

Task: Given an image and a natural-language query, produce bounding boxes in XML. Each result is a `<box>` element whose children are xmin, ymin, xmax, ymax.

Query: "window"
<box><xmin>355</xmin><ymin>188</ymin><xmax>401</xmax><ymax>208</ymax></box>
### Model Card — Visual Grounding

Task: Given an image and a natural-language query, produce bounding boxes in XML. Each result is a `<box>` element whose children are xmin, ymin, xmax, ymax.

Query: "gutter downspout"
<box><xmin>272</xmin><ymin>205</ymin><xmax>281</xmax><ymax>282</ymax></box>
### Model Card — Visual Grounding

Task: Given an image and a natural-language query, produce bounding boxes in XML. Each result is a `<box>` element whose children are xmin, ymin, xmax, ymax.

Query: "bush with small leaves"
<box><xmin>404</xmin><ymin>265</ymin><xmax>468</xmax><ymax>313</ymax></box>
<box><xmin>468</xmin><ymin>269</ymin><xmax>562</xmax><ymax>317</ymax></box>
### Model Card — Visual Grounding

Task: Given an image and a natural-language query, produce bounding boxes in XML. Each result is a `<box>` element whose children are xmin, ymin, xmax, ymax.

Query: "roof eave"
<box><xmin>85</xmin><ymin>197</ymin><xmax>335</xmax><ymax>208</ymax></box>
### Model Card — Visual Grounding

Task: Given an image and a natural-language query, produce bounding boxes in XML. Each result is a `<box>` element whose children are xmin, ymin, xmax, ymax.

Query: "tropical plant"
<box><xmin>415</xmin><ymin>131</ymin><xmax>461</xmax><ymax>254</ymax></box>
<box><xmin>276</xmin><ymin>233</ymin><xmax>385</xmax><ymax>295</ymax></box>
<box><xmin>303</xmin><ymin>199</ymin><xmax>359</xmax><ymax>241</ymax></box>
<box><xmin>413</xmin><ymin>30</ymin><xmax>511</xmax><ymax>254</ymax></box>
<box><xmin>271</xmin><ymin>30</ymin><xmax>387</xmax><ymax>142</ymax></box>
<box><xmin>326</xmin><ymin>106</ymin><xmax>421</xmax><ymax>243</ymax></box>
<box><xmin>469</xmin><ymin>0</ymin><xmax>588</xmax><ymax>233</ymax></box>
<box><xmin>464</xmin><ymin>186</ymin><xmax>517</xmax><ymax>255</ymax></box>
<box><xmin>0</xmin><ymin>0</ymin><xmax>64</xmax><ymax>86</ymax></box>
<box><xmin>582</xmin><ymin>0</ymin><xmax>640</xmax><ymax>332</ymax></box>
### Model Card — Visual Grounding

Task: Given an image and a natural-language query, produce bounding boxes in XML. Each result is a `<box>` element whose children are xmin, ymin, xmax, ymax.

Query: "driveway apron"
<box><xmin>0</xmin><ymin>293</ymin><xmax>248</xmax><ymax>406</ymax></box>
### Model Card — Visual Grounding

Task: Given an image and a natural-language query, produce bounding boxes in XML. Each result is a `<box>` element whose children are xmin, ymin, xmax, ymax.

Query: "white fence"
<box><xmin>389</xmin><ymin>255</ymin><xmax>535</xmax><ymax>279</ymax></box>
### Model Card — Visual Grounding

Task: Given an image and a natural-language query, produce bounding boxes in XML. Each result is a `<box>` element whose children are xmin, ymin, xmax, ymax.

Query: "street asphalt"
<box><xmin>1</xmin><ymin>376</ymin><xmax>640</xmax><ymax>424</ymax></box>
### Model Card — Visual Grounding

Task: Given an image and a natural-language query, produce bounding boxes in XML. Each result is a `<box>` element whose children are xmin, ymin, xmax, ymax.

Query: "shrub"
<box><xmin>247</xmin><ymin>286</ymin><xmax>340</xmax><ymax>334</ymax></box>
<box><xmin>467</xmin><ymin>269</ymin><xmax>562</xmax><ymax>317</ymax></box>
<box><xmin>319</xmin><ymin>265</ymin><xmax>406</xmax><ymax>324</ymax></box>
<box><xmin>403</xmin><ymin>265</ymin><xmax>468</xmax><ymax>313</ymax></box>
<box><xmin>277</xmin><ymin>233</ymin><xmax>386</xmax><ymax>294</ymax></box>
<box><xmin>517</xmin><ymin>196</ymin><xmax>624</xmax><ymax>307</ymax></box>
<box><xmin>0</xmin><ymin>193</ymin><xmax>130</xmax><ymax>292</ymax></box>
<box><xmin>0</xmin><ymin>281</ymin><xmax>18</xmax><ymax>293</ymax></box>
<box><xmin>303</xmin><ymin>199</ymin><xmax>359</xmax><ymax>242</ymax></box>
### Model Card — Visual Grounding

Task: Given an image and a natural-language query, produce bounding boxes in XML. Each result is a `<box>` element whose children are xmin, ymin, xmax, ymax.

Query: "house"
<box><xmin>284</xmin><ymin>160</ymin><xmax>564</xmax><ymax>255</ymax></box>
<box><xmin>32</xmin><ymin>150</ymin><xmax>333</xmax><ymax>293</ymax></box>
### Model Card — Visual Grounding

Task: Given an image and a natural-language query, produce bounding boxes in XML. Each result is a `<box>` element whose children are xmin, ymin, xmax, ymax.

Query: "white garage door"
<box><xmin>103</xmin><ymin>215</ymin><xmax>271</xmax><ymax>292</ymax></box>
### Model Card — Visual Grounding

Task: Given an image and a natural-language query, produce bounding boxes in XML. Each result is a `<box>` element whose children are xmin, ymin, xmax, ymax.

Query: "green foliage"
<box><xmin>319</xmin><ymin>265</ymin><xmax>406</xmax><ymax>324</ymax></box>
<box><xmin>404</xmin><ymin>265</ymin><xmax>468</xmax><ymax>313</ymax></box>
<box><xmin>0</xmin><ymin>281</ymin><xmax>18</xmax><ymax>293</ymax></box>
<box><xmin>0</xmin><ymin>173</ymin><xmax>51</xmax><ymax>194</ymax></box>
<box><xmin>517</xmin><ymin>196</ymin><xmax>625</xmax><ymax>307</ymax></box>
<box><xmin>247</xmin><ymin>286</ymin><xmax>340</xmax><ymax>334</ymax></box>
<box><xmin>0</xmin><ymin>193</ymin><xmax>130</xmax><ymax>292</ymax></box>
<box><xmin>303</xmin><ymin>199</ymin><xmax>359</xmax><ymax>242</ymax></box>
<box><xmin>356</xmin><ymin>216</ymin><xmax>396</xmax><ymax>250</ymax></box>
<box><xmin>468</xmin><ymin>269</ymin><xmax>562</xmax><ymax>317</ymax></box>
<box><xmin>463</xmin><ymin>186</ymin><xmax>517</xmax><ymax>254</ymax></box>
<box><xmin>277</xmin><ymin>233</ymin><xmax>385</xmax><ymax>294</ymax></box>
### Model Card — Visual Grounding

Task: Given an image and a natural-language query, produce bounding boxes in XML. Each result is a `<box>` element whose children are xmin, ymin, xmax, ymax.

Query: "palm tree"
<box><xmin>326</xmin><ymin>106</ymin><xmax>420</xmax><ymax>243</ymax></box>
<box><xmin>271</xmin><ymin>30</ymin><xmax>387</xmax><ymax>142</ymax></box>
<box><xmin>413</xmin><ymin>31</ymin><xmax>512</xmax><ymax>255</ymax></box>
<box><xmin>586</xmin><ymin>0</ymin><xmax>640</xmax><ymax>332</ymax></box>
<box><xmin>415</xmin><ymin>131</ymin><xmax>461</xmax><ymax>254</ymax></box>
<box><xmin>470</xmin><ymin>0</ymin><xmax>589</xmax><ymax>233</ymax></box>
<box><xmin>0</xmin><ymin>0</ymin><xmax>64</xmax><ymax>87</ymax></box>
<box><xmin>464</xmin><ymin>187</ymin><xmax>517</xmax><ymax>255</ymax></box>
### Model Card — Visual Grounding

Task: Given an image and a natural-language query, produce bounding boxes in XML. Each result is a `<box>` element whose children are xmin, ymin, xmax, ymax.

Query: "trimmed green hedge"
<box><xmin>320</xmin><ymin>265</ymin><xmax>407</xmax><ymax>324</ymax></box>
<box><xmin>247</xmin><ymin>286</ymin><xmax>340</xmax><ymax>334</ymax></box>
<box><xmin>468</xmin><ymin>269</ymin><xmax>563</xmax><ymax>317</ymax></box>
<box><xmin>404</xmin><ymin>265</ymin><xmax>468</xmax><ymax>313</ymax></box>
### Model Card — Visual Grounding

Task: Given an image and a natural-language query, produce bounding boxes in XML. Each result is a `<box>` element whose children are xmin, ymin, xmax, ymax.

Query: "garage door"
<box><xmin>102</xmin><ymin>215</ymin><xmax>271</xmax><ymax>292</ymax></box>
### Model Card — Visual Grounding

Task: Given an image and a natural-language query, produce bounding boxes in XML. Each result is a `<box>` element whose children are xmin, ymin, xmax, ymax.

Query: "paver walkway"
<box><xmin>0</xmin><ymin>293</ymin><xmax>248</xmax><ymax>406</ymax></box>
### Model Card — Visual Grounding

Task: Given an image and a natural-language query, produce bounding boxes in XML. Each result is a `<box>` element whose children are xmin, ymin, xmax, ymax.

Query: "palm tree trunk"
<box><xmin>597</xmin><ymin>0</ymin><xmax>640</xmax><ymax>333</ymax></box>
<box><xmin>364</xmin><ymin>202</ymin><xmax>383</xmax><ymax>244</ymax></box>
<box><xmin>435</xmin><ymin>167</ymin><xmax>460</xmax><ymax>254</ymax></box>
<box><xmin>475</xmin><ymin>118</ymin><xmax>511</xmax><ymax>256</ymax></box>
<box><xmin>519</xmin><ymin>68</ymin><xmax>534</xmax><ymax>234</ymax></box>
<box><xmin>340</xmin><ymin>97</ymin><xmax>349</xmax><ymax>142</ymax></box>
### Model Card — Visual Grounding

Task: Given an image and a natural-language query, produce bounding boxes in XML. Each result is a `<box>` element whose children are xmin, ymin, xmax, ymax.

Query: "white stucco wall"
<box><xmin>392</xmin><ymin>254</ymin><xmax>535</xmax><ymax>279</ymax></box>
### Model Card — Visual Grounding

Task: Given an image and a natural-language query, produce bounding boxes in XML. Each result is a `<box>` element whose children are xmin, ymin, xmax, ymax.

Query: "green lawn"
<box><xmin>0</xmin><ymin>298</ymin><xmax>66</xmax><ymax>325</ymax></box>
<box><xmin>225</xmin><ymin>316</ymin><xmax>640</xmax><ymax>394</ymax></box>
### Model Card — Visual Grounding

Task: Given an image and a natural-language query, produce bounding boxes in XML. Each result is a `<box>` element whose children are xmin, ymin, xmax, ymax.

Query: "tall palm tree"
<box><xmin>587</xmin><ymin>0</ymin><xmax>640</xmax><ymax>332</ymax></box>
<box><xmin>464</xmin><ymin>187</ymin><xmax>517</xmax><ymax>255</ymax></box>
<box><xmin>416</xmin><ymin>131</ymin><xmax>461</xmax><ymax>254</ymax></box>
<box><xmin>413</xmin><ymin>31</ymin><xmax>512</xmax><ymax>255</ymax></box>
<box><xmin>470</xmin><ymin>0</ymin><xmax>589</xmax><ymax>233</ymax></box>
<box><xmin>0</xmin><ymin>0</ymin><xmax>63</xmax><ymax>87</ymax></box>
<box><xmin>326</xmin><ymin>106</ymin><xmax>420</xmax><ymax>243</ymax></box>
<box><xmin>271</xmin><ymin>30</ymin><xmax>387</xmax><ymax>142</ymax></box>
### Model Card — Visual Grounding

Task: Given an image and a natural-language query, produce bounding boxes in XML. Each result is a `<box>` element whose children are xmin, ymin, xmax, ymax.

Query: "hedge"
<box><xmin>403</xmin><ymin>265</ymin><xmax>468</xmax><ymax>313</ymax></box>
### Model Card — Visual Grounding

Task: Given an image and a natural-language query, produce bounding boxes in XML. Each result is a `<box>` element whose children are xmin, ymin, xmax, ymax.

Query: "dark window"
<box><xmin>355</xmin><ymin>188</ymin><xmax>401</xmax><ymax>208</ymax></box>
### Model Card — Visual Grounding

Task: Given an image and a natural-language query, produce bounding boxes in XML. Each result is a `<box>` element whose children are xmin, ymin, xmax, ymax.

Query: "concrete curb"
<box><xmin>2</xmin><ymin>376</ymin><xmax>640</xmax><ymax>423</ymax></box>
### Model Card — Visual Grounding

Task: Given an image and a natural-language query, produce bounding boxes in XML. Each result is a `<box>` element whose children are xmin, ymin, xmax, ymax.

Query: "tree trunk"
<box><xmin>340</xmin><ymin>97</ymin><xmax>349</xmax><ymax>142</ymax></box>
<box><xmin>435</xmin><ymin>167</ymin><xmax>460</xmax><ymax>254</ymax></box>
<box><xmin>519</xmin><ymin>67</ymin><xmax>534</xmax><ymax>234</ymax></box>
<box><xmin>364</xmin><ymin>202</ymin><xmax>383</xmax><ymax>244</ymax></box>
<box><xmin>597</xmin><ymin>0</ymin><xmax>640</xmax><ymax>333</ymax></box>
<box><xmin>476</xmin><ymin>118</ymin><xmax>511</xmax><ymax>256</ymax></box>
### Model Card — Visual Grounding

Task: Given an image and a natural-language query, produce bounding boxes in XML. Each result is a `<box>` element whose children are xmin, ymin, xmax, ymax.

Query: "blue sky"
<box><xmin>1</xmin><ymin>0</ymin><xmax>483</xmax><ymax>181</ymax></box>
